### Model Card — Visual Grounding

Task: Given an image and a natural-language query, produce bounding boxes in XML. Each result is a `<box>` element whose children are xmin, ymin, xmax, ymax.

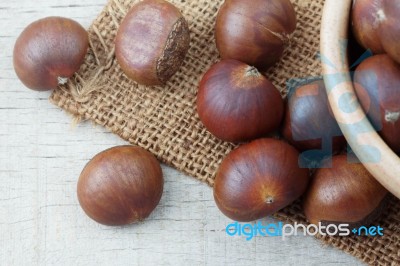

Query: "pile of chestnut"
<box><xmin>13</xmin><ymin>0</ymin><xmax>191</xmax><ymax>225</ymax></box>
<box><xmin>12</xmin><ymin>0</ymin><xmax>398</xmax><ymax>231</ymax></box>
<box><xmin>202</xmin><ymin>0</ymin><xmax>396</xmax><ymax>230</ymax></box>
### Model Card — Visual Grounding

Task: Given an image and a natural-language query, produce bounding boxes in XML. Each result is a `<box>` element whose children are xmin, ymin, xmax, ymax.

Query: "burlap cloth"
<box><xmin>50</xmin><ymin>0</ymin><xmax>400</xmax><ymax>264</ymax></box>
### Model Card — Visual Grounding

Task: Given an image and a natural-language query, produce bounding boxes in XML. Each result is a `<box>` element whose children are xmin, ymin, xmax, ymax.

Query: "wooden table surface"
<box><xmin>0</xmin><ymin>1</ymin><xmax>363</xmax><ymax>265</ymax></box>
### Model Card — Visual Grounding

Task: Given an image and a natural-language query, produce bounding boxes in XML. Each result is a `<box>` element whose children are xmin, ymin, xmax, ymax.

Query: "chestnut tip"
<box><xmin>197</xmin><ymin>59</ymin><xmax>284</xmax><ymax>143</ymax></box>
<box><xmin>213</xmin><ymin>138</ymin><xmax>310</xmax><ymax>222</ymax></box>
<box><xmin>353</xmin><ymin>54</ymin><xmax>400</xmax><ymax>153</ymax></box>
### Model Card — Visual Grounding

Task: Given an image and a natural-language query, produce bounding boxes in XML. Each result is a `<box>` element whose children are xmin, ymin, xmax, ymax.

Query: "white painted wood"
<box><xmin>0</xmin><ymin>1</ymin><xmax>363</xmax><ymax>265</ymax></box>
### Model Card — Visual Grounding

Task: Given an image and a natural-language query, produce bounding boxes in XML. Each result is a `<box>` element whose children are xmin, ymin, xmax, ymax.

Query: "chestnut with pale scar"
<box><xmin>115</xmin><ymin>0</ymin><xmax>190</xmax><ymax>86</ymax></box>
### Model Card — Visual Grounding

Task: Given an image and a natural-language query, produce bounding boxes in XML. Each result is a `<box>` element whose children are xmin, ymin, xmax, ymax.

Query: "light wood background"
<box><xmin>0</xmin><ymin>1</ymin><xmax>363</xmax><ymax>265</ymax></box>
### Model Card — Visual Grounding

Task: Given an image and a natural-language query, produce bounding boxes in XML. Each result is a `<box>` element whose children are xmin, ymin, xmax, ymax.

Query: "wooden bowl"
<box><xmin>320</xmin><ymin>0</ymin><xmax>400</xmax><ymax>199</ymax></box>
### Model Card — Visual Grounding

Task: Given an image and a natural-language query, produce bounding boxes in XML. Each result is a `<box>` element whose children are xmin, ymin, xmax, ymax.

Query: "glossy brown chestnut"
<box><xmin>351</xmin><ymin>0</ymin><xmax>384</xmax><ymax>54</ymax></box>
<box><xmin>303</xmin><ymin>154</ymin><xmax>388</xmax><ymax>227</ymax></box>
<box><xmin>214</xmin><ymin>138</ymin><xmax>310</xmax><ymax>222</ymax></box>
<box><xmin>353</xmin><ymin>54</ymin><xmax>400</xmax><ymax>154</ymax></box>
<box><xmin>77</xmin><ymin>145</ymin><xmax>163</xmax><ymax>226</ymax></box>
<box><xmin>13</xmin><ymin>17</ymin><xmax>88</xmax><ymax>91</ymax></box>
<box><xmin>282</xmin><ymin>80</ymin><xmax>346</xmax><ymax>153</ymax></box>
<box><xmin>352</xmin><ymin>0</ymin><xmax>400</xmax><ymax>63</ymax></box>
<box><xmin>215</xmin><ymin>0</ymin><xmax>296</xmax><ymax>70</ymax></box>
<box><xmin>115</xmin><ymin>0</ymin><xmax>190</xmax><ymax>86</ymax></box>
<box><xmin>197</xmin><ymin>59</ymin><xmax>284</xmax><ymax>143</ymax></box>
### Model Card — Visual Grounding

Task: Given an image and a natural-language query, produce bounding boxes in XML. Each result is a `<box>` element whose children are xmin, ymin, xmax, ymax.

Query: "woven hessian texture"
<box><xmin>50</xmin><ymin>0</ymin><xmax>400</xmax><ymax>264</ymax></box>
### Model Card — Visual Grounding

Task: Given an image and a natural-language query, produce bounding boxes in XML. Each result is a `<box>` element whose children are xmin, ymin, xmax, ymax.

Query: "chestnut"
<box><xmin>303</xmin><ymin>154</ymin><xmax>388</xmax><ymax>227</ymax></box>
<box><xmin>214</xmin><ymin>138</ymin><xmax>310</xmax><ymax>222</ymax></box>
<box><xmin>281</xmin><ymin>80</ymin><xmax>346</xmax><ymax>157</ymax></box>
<box><xmin>77</xmin><ymin>145</ymin><xmax>163</xmax><ymax>226</ymax></box>
<box><xmin>352</xmin><ymin>0</ymin><xmax>400</xmax><ymax>64</ymax></box>
<box><xmin>353</xmin><ymin>54</ymin><xmax>400</xmax><ymax>154</ymax></box>
<box><xmin>351</xmin><ymin>0</ymin><xmax>384</xmax><ymax>54</ymax></box>
<box><xmin>215</xmin><ymin>0</ymin><xmax>297</xmax><ymax>70</ymax></box>
<box><xmin>13</xmin><ymin>17</ymin><xmax>88</xmax><ymax>91</ymax></box>
<box><xmin>197</xmin><ymin>59</ymin><xmax>284</xmax><ymax>143</ymax></box>
<box><xmin>115</xmin><ymin>0</ymin><xmax>190</xmax><ymax>86</ymax></box>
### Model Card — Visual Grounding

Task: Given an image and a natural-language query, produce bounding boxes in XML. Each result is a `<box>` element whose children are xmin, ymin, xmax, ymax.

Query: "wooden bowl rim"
<box><xmin>320</xmin><ymin>0</ymin><xmax>400</xmax><ymax>198</ymax></box>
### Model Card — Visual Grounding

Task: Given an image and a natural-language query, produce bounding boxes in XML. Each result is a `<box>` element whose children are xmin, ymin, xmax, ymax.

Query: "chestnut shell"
<box><xmin>197</xmin><ymin>59</ymin><xmax>284</xmax><ymax>143</ymax></box>
<box><xmin>351</xmin><ymin>0</ymin><xmax>385</xmax><ymax>54</ymax></box>
<box><xmin>353</xmin><ymin>54</ymin><xmax>400</xmax><ymax>154</ymax></box>
<box><xmin>214</xmin><ymin>138</ymin><xmax>310</xmax><ymax>222</ymax></box>
<box><xmin>215</xmin><ymin>0</ymin><xmax>296</xmax><ymax>70</ymax></box>
<box><xmin>352</xmin><ymin>0</ymin><xmax>400</xmax><ymax>63</ymax></box>
<box><xmin>13</xmin><ymin>16</ymin><xmax>88</xmax><ymax>91</ymax></box>
<box><xmin>77</xmin><ymin>145</ymin><xmax>163</xmax><ymax>226</ymax></box>
<box><xmin>303</xmin><ymin>154</ymin><xmax>388</xmax><ymax>226</ymax></box>
<box><xmin>115</xmin><ymin>0</ymin><xmax>190</xmax><ymax>86</ymax></box>
<box><xmin>282</xmin><ymin>80</ymin><xmax>346</xmax><ymax>154</ymax></box>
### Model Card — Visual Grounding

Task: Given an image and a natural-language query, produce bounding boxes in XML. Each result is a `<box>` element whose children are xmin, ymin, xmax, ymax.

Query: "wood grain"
<box><xmin>321</xmin><ymin>0</ymin><xmax>400</xmax><ymax>199</ymax></box>
<box><xmin>0</xmin><ymin>1</ymin><xmax>362</xmax><ymax>265</ymax></box>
